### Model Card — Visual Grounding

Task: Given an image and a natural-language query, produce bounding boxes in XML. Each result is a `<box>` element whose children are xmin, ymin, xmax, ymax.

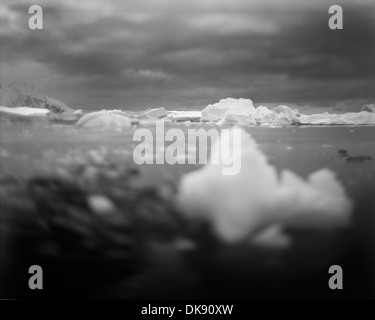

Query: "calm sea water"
<box><xmin>1</xmin><ymin>117</ymin><xmax>375</xmax><ymax>298</ymax></box>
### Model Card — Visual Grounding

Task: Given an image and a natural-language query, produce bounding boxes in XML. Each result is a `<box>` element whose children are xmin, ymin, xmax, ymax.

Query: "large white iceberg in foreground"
<box><xmin>177</xmin><ymin>128</ymin><xmax>352</xmax><ymax>243</ymax></box>
<box><xmin>201</xmin><ymin>98</ymin><xmax>255</xmax><ymax>122</ymax></box>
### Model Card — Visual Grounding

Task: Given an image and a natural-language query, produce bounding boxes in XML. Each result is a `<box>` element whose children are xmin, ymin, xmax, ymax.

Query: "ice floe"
<box><xmin>252</xmin><ymin>105</ymin><xmax>278</xmax><ymax>125</ymax></box>
<box><xmin>272</xmin><ymin>105</ymin><xmax>301</xmax><ymax>124</ymax></box>
<box><xmin>136</xmin><ymin>107</ymin><xmax>168</xmax><ymax>119</ymax></box>
<box><xmin>87</xmin><ymin>194</ymin><xmax>116</xmax><ymax>215</ymax></box>
<box><xmin>2</xmin><ymin>95</ymin><xmax>375</xmax><ymax>127</ymax></box>
<box><xmin>215</xmin><ymin>104</ymin><xmax>300</xmax><ymax>126</ymax></box>
<box><xmin>0</xmin><ymin>106</ymin><xmax>50</xmax><ymax>116</ymax></box>
<box><xmin>299</xmin><ymin>111</ymin><xmax>375</xmax><ymax>125</ymax></box>
<box><xmin>167</xmin><ymin>110</ymin><xmax>202</xmax><ymax>122</ymax></box>
<box><xmin>47</xmin><ymin>109</ymin><xmax>83</xmax><ymax>123</ymax></box>
<box><xmin>202</xmin><ymin>98</ymin><xmax>375</xmax><ymax>126</ymax></box>
<box><xmin>76</xmin><ymin>110</ymin><xmax>132</xmax><ymax>129</ymax></box>
<box><xmin>251</xmin><ymin>225</ymin><xmax>291</xmax><ymax>248</ymax></box>
<box><xmin>177</xmin><ymin>128</ymin><xmax>352</xmax><ymax>244</ymax></box>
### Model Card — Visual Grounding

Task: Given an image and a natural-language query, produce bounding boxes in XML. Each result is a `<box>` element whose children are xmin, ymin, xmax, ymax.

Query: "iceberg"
<box><xmin>167</xmin><ymin>111</ymin><xmax>202</xmax><ymax>122</ymax></box>
<box><xmin>76</xmin><ymin>110</ymin><xmax>132</xmax><ymax>129</ymax></box>
<box><xmin>217</xmin><ymin>113</ymin><xmax>256</xmax><ymax>126</ymax></box>
<box><xmin>201</xmin><ymin>99</ymin><xmax>302</xmax><ymax>126</ymax></box>
<box><xmin>202</xmin><ymin>98</ymin><xmax>375</xmax><ymax>126</ymax></box>
<box><xmin>47</xmin><ymin>109</ymin><xmax>83</xmax><ymax>123</ymax></box>
<box><xmin>201</xmin><ymin>98</ymin><xmax>255</xmax><ymax>122</ymax></box>
<box><xmin>252</xmin><ymin>106</ymin><xmax>277</xmax><ymax>125</ymax></box>
<box><xmin>0</xmin><ymin>106</ymin><xmax>50</xmax><ymax>116</ymax></box>
<box><xmin>299</xmin><ymin>111</ymin><xmax>375</xmax><ymax>125</ymax></box>
<box><xmin>216</xmin><ymin>104</ymin><xmax>301</xmax><ymax>126</ymax></box>
<box><xmin>177</xmin><ymin>128</ymin><xmax>352</xmax><ymax>244</ymax></box>
<box><xmin>272</xmin><ymin>105</ymin><xmax>301</xmax><ymax>124</ymax></box>
<box><xmin>136</xmin><ymin>107</ymin><xmax>168</xmax><ymax>119</ymax></box>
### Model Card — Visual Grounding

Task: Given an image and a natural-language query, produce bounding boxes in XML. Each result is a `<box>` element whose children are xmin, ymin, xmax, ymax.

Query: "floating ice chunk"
<box><xmin>217</xmin><ymin>113</ymin><xmax>256</xmax><ymax>126</ymax></box>
<box><xmin>272</xmin><ymin>105</ymin><xmax>301</xmax><ymax>124</ymax></box>
<box><xmin>205</xmin><ymin>100</ymin><xmax>302</xmax><ymax>126</ymax></box>
<box><xmin>299</xmin><ymin>111</ymin><xmax>375</xmax><ymax>125</ymax></box>
<box><xmin>167</xmin><ymin>111</ymin><xmax>202</xmax><ymax>122</ymax></box>
<box><xmin>217</xmin><ymin>105</ymin><xmax>300</xmax><ymax>126</ymax></box>
<box><xmin>0</xmin><ymin>106</ymin><xmax>49</xmax><ymax>116</ymax></box>
<box><xmin>343</xmin><ymin>112</ymin><xmax>375</xmax><ymax>124</ymax></box>
<box><xmin>252</xmin><ymin>106</ymin><xmax>277</xmax><ymax>125</ymax></box>
<box><xmin>274</xmin><ymin>169</ymin><xmax>351</xmax><ymax>228</ymax></box>
<box><xmin>87</xmin><ymin>195</ymin><xmax>116</xmax><ymax>215</ymax></box>
<box><xmin>77</xmin><ymin>110</ymin><xmax>132</xmax><ymax>129</ymax></box>
<box><xmin>202</xmin><ymin>98</ymin><xmax>255</xmax><ymax>122</ymax></box>
<box><xmin>136</xmin><ymin>107</ymin><xmax>168</xmax><ymax>119</ymax></box>
<box><xmin>203</xmin><ymin>98</ymin><xmax>375</xmax><ymax>126</ymax></box>
<box><xmin>177</xmin><ymin>128</ymin><xmax>352</xmax><ymax>243</ymax></box>
<box><xmin>47</xmin><ymin>109</ymin><xmax>83</xmax><ymax>123</ymax></box>
<box><xmin>251</xmin><ymin>225</ymin><xmax>291</xmax><ymax>249</ymax></box>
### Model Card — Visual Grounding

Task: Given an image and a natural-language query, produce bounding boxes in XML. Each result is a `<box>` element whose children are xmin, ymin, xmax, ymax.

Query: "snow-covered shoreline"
<box><xmin>0</xmin><ymin>106</ymin><xmax>50</xmax><ymax>116</ymax></box>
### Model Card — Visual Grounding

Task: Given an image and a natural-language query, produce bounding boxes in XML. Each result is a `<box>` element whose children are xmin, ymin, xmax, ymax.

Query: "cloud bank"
<box><xmin>1</xmin><ymin>0</ymin><xmax>374</xmax><ymax>110</ymax></box>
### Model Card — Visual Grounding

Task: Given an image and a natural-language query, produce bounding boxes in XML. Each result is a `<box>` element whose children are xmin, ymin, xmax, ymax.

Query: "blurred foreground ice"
<box><xmin>178</xmin><ymin>128</ymin><xmax>352</xmax><ymax>244</ymax></box>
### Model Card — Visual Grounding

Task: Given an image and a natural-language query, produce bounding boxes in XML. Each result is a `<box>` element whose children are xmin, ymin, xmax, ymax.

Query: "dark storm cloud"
<box><xmin>1</xmin><ymin>0</ymin><xmax>374</xmax><ymax>110</ymax></box>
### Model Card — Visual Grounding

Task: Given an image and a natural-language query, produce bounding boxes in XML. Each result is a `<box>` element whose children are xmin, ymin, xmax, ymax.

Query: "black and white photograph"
<box><xmin>0</xmin><ymin>0</ymin><xmax>374</xmax><ymax>302</ymax></box>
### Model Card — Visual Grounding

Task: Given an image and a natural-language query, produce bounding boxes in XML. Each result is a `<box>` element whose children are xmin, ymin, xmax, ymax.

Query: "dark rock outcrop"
<box><xmin>361</xmin><ymin>104</ymin><xmax>375</xmax><ymax>113</ymax></box>
<box><xmin>0</xmin><ymin>82</ymin><xmax>75</xmax><ymax>114</ymax></box>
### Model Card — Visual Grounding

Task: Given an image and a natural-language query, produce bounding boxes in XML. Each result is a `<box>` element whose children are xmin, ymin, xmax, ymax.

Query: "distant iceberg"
<box><xmin>204</xmin><ymin>99</ymin><xmax>301</xmax><ymax>126</ymax></box>
<box><xmin>299</xmin><ymin>111</ymin><xmax>375</xmax><ymax>125</ymax></box>
<box><xmin>202</xmin><ymin>98</ymin><xmax>255</xmax><ymax>122</ymax></box>
<box><xmin>167</xmin><ymin>110</ymin><xmax>202</xmax><ymax>122</ymax></box>
<box><xmin>2</xmin><ymin>94</ymin><xmax>375</xmax><ymax>127</ymax></box>
<box><xmin>201</xmin><ymin>98</ymin><xmax>375</xmax><ymax>126</ymax></box>
<box><xmin>0</xmin><ymin>106</ymin><xmax>50</xmax><ymax>116</ymax></box>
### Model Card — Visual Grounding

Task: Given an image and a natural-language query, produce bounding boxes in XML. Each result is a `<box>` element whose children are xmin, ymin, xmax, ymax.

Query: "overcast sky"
<box><xmin>0</xmin><ymin>0</ymin><xmax>374</xmax><ymax>112</ymax></box>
